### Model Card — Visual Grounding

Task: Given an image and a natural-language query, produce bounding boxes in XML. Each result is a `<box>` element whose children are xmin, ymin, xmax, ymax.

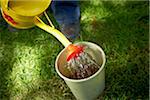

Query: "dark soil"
<box><xmin>69</xmin><ymin>64</ymin><xmax>99</xmax><ymax>79</ymax></box>
<box><xmin>64</xmin><ymin>52</ymin><xmax>100</xmax><ymax>79</ymax></box>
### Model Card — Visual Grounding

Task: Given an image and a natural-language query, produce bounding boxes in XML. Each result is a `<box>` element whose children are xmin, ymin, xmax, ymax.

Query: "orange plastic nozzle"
<box><xmin>66</xmin><ymin>44</ymin><xmax>84</xmax><ymax>62</ymax></box>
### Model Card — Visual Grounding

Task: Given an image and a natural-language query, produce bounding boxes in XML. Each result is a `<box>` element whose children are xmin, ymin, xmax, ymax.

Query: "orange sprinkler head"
<box><xmin>66</xmin><ymin>44</ymin><xmax>84</xmax><ymax>62</ymax></box>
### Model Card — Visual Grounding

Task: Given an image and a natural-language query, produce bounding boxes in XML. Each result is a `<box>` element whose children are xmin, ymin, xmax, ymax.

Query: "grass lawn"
<box><xmin>0</xmin><ymin>0</ymin><xmax>149</xmax><ymax>100</ymax></box>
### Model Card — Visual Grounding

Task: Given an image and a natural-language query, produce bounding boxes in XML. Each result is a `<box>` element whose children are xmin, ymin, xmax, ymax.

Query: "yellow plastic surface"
<box><xmin>34</xmin><ymin>16</ymin><xmax>72</xmax><ymax>47</ymax></box>
<box><xmin>1</xmin><ymin>10</ymin><xmax>34</xmax><ymax>29</ymax></box>
<box><xmin>6</xmin><ymin>0</ymin><xmax>51</xmax><ymax>16</ymax></box>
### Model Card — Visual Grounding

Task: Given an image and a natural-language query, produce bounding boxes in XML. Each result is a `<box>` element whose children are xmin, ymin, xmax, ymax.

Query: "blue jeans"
<box><xmin>51</xmin><ymin>0</ymin><xmax>80</xmax><ymax>40</ymax></box>
<box><xmin>51</xmin><ymin>1</ymin><xmax>80</xmax><ymax>25</ymax></box>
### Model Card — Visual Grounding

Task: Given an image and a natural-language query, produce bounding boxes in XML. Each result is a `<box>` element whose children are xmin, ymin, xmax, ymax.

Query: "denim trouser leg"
<box><xmin>51</xmin><ymin>1</ymin><xmax>80</xmax><ymax>40</ymax></box>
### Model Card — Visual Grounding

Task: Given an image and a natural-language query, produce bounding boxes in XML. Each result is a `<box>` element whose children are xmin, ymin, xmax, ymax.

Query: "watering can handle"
<box><xmin>33</xmin><ymin>15</ymin><xmax>72</xmax><ymax>48</ymax></box>
<box><xmin>43</xmin><ymin>12</ymin><xmax>55</xmax><ymax>28</ymax></box>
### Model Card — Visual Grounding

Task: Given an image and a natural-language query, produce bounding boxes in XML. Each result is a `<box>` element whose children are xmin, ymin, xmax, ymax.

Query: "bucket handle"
<box><xmin>34</xmin><ymin>12</ymin><xmax>72</xmax><ymax>47</ymax></box>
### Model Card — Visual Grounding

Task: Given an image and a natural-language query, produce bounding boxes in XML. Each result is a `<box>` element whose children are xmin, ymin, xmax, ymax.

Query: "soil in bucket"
<box><xmin>63</xmin><ymin>45</ymin><xmax>101</xmax><ymax>79</ymax></box>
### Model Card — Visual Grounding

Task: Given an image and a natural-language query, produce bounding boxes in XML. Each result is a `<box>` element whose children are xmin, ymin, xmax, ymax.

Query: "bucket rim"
<box><xmin>55</xmin><ymin>41</ymin><xmax>106</xmax><ymax>83</ymax></box>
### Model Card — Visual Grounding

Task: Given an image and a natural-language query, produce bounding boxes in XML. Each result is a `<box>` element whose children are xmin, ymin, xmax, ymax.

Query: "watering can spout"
<box><xmin>1</xmin><ymin>0</ymin><xmax>72</xmax><ymax>47</ymax></box>
<box><xmin>34</xmin><ymin>16</ymin><xmax>72</xmax><ymax>48</ymax></box>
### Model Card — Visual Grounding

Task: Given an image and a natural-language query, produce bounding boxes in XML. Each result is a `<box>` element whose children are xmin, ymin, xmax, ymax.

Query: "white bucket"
<box><xmin>55</xmin><ymin>42</ymin><xmax>106</xmax><ymax>100</ymax></box>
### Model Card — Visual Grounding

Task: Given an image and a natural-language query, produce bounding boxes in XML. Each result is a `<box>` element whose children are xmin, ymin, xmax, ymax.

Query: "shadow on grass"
<box><xmin>80</xmin><ymin>1</ymin><xmax>149</xmax><ymax>99</ymax></box>
<box><xmin>0</xmin><ymin>31</ymin><xmax>13</xmax><ymax>99</ymax></box>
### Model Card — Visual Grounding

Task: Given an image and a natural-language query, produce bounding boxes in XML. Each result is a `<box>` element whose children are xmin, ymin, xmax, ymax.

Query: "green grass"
<box><xmin>0</xmin><ymin>0</ymin><xmax>149</xmax><ymax>100</ymax></box>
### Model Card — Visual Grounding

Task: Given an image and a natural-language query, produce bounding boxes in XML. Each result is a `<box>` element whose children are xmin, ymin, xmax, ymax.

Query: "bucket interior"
<box><xmin>56</xmin><ymin>42</ymin><xmax>104</xmax><ymax>79</ymax></box>
<box><xmin>8</xmin><ymin>0</ymin><xmax>51</xmax><ymax>16</ymax></box>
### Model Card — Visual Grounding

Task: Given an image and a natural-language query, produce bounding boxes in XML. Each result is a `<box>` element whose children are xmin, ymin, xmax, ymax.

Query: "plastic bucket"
<box><xmin>55</xmin><ymin>42</ymin><xmax>106</xmax><ymax>100</ymax></box>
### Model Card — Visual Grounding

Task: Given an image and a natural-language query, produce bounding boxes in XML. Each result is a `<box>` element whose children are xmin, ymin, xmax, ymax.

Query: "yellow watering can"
<box><xmin>1</xmin><ymin>0</ymin><xmax>71</xmax><ymax>47</ymax></box>
<box><xmin>1</xmin><ymin>0</ymin><xmax>51</xmax><ymax>29</ymax></box>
